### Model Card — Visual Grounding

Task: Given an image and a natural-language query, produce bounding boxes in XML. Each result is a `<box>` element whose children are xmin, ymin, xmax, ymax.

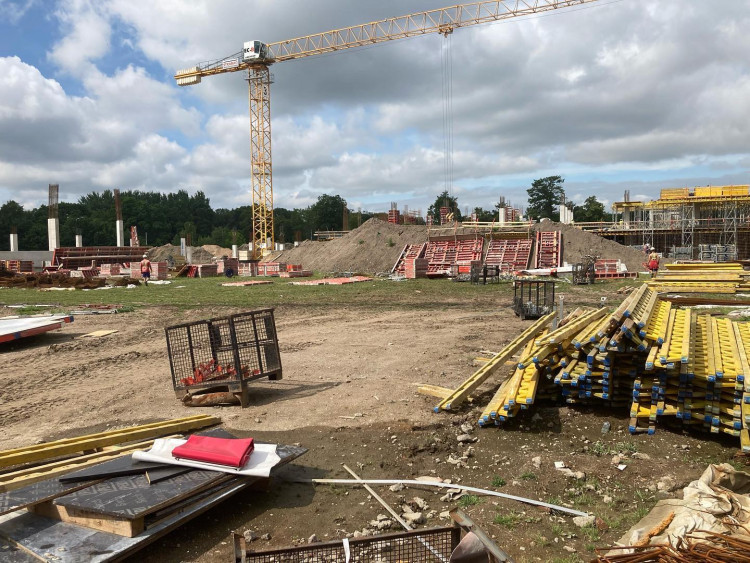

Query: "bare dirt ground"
<box><xmin>0</xmin><ymin>287</ymin><xmax>740</xmax><ymax>562</ymax></box>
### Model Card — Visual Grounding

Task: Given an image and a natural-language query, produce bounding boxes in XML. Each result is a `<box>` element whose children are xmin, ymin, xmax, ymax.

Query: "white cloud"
<box><xmin>48</xmin><ymin>0</ymin><xmax>111</xmax><ymax>75</ymax></box>
<box><xmin>0</xmin><ymin>0</ymin><xmax>35</xmax><ymax>24</ymax></box>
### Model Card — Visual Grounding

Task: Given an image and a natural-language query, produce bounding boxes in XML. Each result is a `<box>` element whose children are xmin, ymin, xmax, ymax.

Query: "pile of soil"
<box><xmin>272</xmin><ymin>219</ymin><xmax>429</xmax><ymax>274</ymax></box>
<box><xmin>147</xmin><ymin>244</ymin><xmax>221</xmax><ymax>265</ymax></box>
<box><xmin>532</xmin><ymin>221</ymin><xmax>649</xmax><ymax>273</ymax></box>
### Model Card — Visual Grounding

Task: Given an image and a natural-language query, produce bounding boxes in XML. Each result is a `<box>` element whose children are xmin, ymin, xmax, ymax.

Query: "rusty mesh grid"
<box><xmin>165</xmin><ymin>309</ymin><xmax>281</xmax><ymax>390</ymax></box>
<box><xmin>242</xmin><ymin>527</ymin><xmax>458</xmax><ymax>563</ymax></box>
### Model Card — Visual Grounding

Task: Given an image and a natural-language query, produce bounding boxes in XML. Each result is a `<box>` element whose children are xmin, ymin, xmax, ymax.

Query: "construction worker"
<box><xmin>140</xmin><ymin>253</ymin><xmax>152</xmax><ymax>285</ymax></box>
<box><xmin>647</xmin><ymin>247</ymin><xmax>660</xmax><ymax>278</ymax></box>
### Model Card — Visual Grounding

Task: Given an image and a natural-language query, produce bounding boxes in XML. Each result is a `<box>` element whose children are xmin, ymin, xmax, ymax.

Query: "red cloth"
<box><xmin>648</xmin><ymin>259</ymin><xmax>659</xmax><ymax>270</ymax></box>
<box><xmin>172</xmin><ymin>436</ymin><xmax>255</xmax><ymax>468</ymax></box>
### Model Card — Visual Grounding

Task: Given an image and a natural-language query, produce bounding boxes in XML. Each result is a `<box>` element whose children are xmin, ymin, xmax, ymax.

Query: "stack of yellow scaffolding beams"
<box><xmin>649</xmin><ymin>263</ymin><xmax>750</xmax><ymax>293</ymax></box>
<box><xmin>432</xmin><ymin>277</ymin><xmax>750</xmax><ymax>451</ymax></box>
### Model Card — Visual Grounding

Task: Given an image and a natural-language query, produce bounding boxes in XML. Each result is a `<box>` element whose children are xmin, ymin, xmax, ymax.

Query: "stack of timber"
<box><xmin>648</xmin><ymin>262</ymin><xmax>750</xmax><ymax>294</ymax></box>
<box><xmin>430</xmin><ymin>282</ymin><xmax>750</xmax><ymax>452</ymax></box>
<box><xmin>0</xmin><ymin>415</ymin><xmax>306</xmax><ymax>562</ymax></box>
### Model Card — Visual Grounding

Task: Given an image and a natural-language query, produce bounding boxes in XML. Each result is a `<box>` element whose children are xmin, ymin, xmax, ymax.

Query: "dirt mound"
<box><xmin>272</xmin><ymin>219</ymin><xmax>429</xmax><ymax>274</ymax></box>
<box><xmin>147</xmin><ymin>244</ymin><xmax>215</xmax><ymax>264</ymax></box>
<box><xmin>201</xmin><ymin>244</ymin><xmax>232</xmax><ymax>258</ymax></box>
<box><xmin>532</xmin><ymin>220</ymin><xmax>648</xmax><ymax>272</ymax></box>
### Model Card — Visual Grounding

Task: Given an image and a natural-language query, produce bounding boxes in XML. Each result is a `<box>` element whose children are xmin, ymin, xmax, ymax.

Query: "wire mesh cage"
<box><xmin>234</xmin><ymin>526</ymin><xmax>460</xmax><ymax>563</ymax></box>
<box><xmin>512</xmin><ymin>280</ymin><xmax>556</xmax><ymax>320</ymax></box>
<box><xmin>165</xmin><ymin>308</ymin><xmax>281</xmax><ymax>400</ymax></box>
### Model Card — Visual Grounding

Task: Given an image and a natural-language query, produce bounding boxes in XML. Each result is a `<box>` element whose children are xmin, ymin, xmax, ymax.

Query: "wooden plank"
<box><xmin>0</xmin><ymin>441</ymin><xmax>159</xmax><ymax>493</ymax></box>
<box><xmin>435</xmin><ymin>312</ymin><xmax>555</xmax><ymax>411</ymax></box>
<box><xmin>77</xmin><ymin>330</ymin><xmax>119</xmax><ymax>339</ymax></box>
<box><xmin>0</xmin><ymin>415</ymin><xmax>220</xmax><ymax>468</ymax></box>
<box><xmin>29</xmin><ymin>502</ymin><xmax>142</xmax><ymax>537</ymax></box>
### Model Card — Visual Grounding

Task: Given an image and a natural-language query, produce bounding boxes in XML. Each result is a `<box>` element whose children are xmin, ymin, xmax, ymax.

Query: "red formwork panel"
<box><xmin>391</xmin><ymin>243</ymin><xmax>427</xmax><ymax>275</ymax></box>
<box><xmin>484</xmin><ymin>239</ymin><xmax>532</xmax><ymax>272</ymax></box>
<box><xmin>535</xmin><ymin>231</ymin><xmax>562</xmax><ymax>269</ymax></box>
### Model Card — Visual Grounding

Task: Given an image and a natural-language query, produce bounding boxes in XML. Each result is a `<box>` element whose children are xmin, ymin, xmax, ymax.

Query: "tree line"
<box><xmin>0</xmin><ymin>177</ymin><xmax>611</xmax><ymax>251</ymax></box>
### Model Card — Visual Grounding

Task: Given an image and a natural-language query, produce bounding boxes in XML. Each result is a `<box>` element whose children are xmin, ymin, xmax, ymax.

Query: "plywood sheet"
<box><xmin>54</xmin><ymin>470</ymin><xmax>228</xmax><ymax>519</ymax></box>
<box><xmin>0</xmin><ymin>477</ymin><xmax>100</xmax><ymax>517</ymax></box>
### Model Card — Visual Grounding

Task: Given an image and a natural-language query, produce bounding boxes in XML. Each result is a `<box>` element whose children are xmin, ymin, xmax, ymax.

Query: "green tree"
<box><xmin>526</xmin><ymin>176</ymin><xmax>565</xmax><ymax>221</ymax></box>
<box><xmin>310</xmin><ymin>194</ymin><xmax>347</xmax><ymax>231</ymax></box>
<box><xmin>427</xmin><ymin>190</ymin><xmax>462</xmax><ymax>223</ymax></box>
<box><xmin>573</xmin><ymin>195</ymin><xmax>609</xmax><ymax>222</ymax></box>
<box><xmin>472</xmin><ymin>207</ymin><xmax>496</xmax><ymax>222</ymax></box>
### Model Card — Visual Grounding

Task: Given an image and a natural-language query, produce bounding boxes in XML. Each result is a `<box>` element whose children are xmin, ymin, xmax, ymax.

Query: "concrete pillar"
<box><xmin>180</xmin><ymin>238</ymin><xmax>186</xmax><ymax>257</ymax></box>
<box><xmin>9</xmin><ymin>233</ymin><xmax>18</xmax><ymax>252</ymax></box>
<box><xmin>47</xmin><ymin>218</ymin><xmax>60</xmax><ymax>251</ymax></box>
<box><xmin>75</xmin><ymin>234</ymin><xmax>83</xmax><ymax>247</ymax></box>
<box><xmin>116</xmin><ymin>220</ymin><xmax>124</xmax><ymax>247</ymax></box>
<box><xmin>186</xmin><ymin>247</ymin><xmax>193</xmax><ymax>264</ymax></box>
<box><xmin>497</xmin><ymin>207</ymin><xmax>506</xmax><ymax>225</ymax></box>
<box><xmin>622</xmin><ymin>209</ymin><xmax>631</xmax><ymax>229</ymax></box>
<box><xmin>232</xmin><ymin>244</ymin><xmax>238</xmax><ymax>259</ymax></box>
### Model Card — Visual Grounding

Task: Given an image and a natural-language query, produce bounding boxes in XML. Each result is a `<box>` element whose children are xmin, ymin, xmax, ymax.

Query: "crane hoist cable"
<box><xmin>441</xmin><ymin>30</ymin><xmax>454</xmax><ymax>200</ymax></box>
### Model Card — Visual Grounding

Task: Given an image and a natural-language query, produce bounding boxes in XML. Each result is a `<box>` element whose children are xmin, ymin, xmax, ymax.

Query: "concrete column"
<box><xmin>186</xmin><ymin>247</ymin><xmax>193</xmax><ymax>264</ymax></box>
<box><xmin>47</xmin><ymin>218</ymin><xmax>60</xmax><ymax>251</ymax></box>
<box><xmin>623</xmin><ymin>209</ymin><xmax>631</xmax><ymax>229</ymax></box>
<box><xmin>497</xmin><ymin>207</ymin><xmax>506</xmax><ymax>225</ymax></box>
<box><xmin>116</xmin><ymin>220</ymin><xmax>124</xmax><ymax>247</ymax></box>
<box><xmin>180</xmin><ymin>238</ymin><xmax>186</xmax><ymax>257</ymax></box>
<box><xmin>9</xmin><ymin>233</ymin><xmax>18</xmax><ymax>252</ymax></box>
<box><xmin>75</xmin><ymin>234</ymin><xmax>83</xmax><ymax>247</ymax></box>
<box><xmin>232</xmin><ymin>244</ymin><xmax>238</xmax><ymax>259</ymax></box>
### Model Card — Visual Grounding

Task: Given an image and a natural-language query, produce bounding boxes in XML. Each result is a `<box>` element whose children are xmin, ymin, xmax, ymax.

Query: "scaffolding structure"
<box><xmin>600</xmin><ymin>185</ymin><xmax>750</xmax><ymax>260</ymax></box>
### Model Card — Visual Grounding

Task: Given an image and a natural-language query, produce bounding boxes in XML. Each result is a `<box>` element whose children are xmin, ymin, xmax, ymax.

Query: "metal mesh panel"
<box><xmin>166</xmin><ymin>309</ymin><xmax>281</xmax><ymax>391</ymax></box>
<box><xmin>241</xmin><ymin>527</ymin><xmax>458</xmax><ymax>563</ymax></box>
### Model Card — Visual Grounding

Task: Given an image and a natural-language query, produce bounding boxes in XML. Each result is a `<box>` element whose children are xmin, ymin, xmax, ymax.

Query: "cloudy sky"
<box><xmin>1</xmin><ymin>0</ymin><xmax>749</xmax><ymax>217</ymax></box>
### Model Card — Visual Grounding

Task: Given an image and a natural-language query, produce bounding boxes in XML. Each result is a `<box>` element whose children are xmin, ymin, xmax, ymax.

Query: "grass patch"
<box><xmin>591</xmin><ymin>440</ymin><xmax>639</xmax><ymax>456</ymax></box>
<box><xmin>0</xmin><ymin>277</ymin><xmax>515</xmax><ymax>312</ymax></box>
<box><xmin>493</xmin><ymin>513</ymin><xmax>521</xmax><ymax>529</ymax></box>
<box><xmin>581</xmin><ymin>525</ymin><xmax>600</xmax><ymax>542</ymax></box>
<box><xmin>491</xmin><ymin>475</ymin><xmax>506</xmax><ymax>487</ymax></box>
<box><xmin>458</xmin><ymin>495</ymin><xmax>482</xmax><ymax>508</ymax></box>
<box><xmin>13</xmin><ymin>305</ymin><xmax>56</xmax><ymax>315</ymax></box>
<box><xmin>520</xmin><ymin>471</ymin><xmax>537</xmax><ymax>481</ymax></box>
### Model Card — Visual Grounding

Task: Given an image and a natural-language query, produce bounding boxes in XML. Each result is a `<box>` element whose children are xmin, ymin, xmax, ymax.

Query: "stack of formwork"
<box><xmin>405</xmin><ymin>258</ymin><xmax>428</xmax><ymax>279</ymax></box>
<box><xmin>391</xmin><ymin>243</ymin><xmax>427</xmax><ymax>275</ymax></box>
<box><xmin>454</xmin><ymin>239</ymin><xmax>484</xmax><ymax>275</ymax></box>
<box><xmin>699</xmin><ymin>244</ymin><xmax>737</xmax><ymax>262</ymax></box>
<box><xmin>670</xmin><ymin>246</ymin><xmax>693</xmax><ymax>260</ymax></box>
<box><xmin>648</xmin><ymin>262</ymin><xmax>750</xmax><ymax>293</ymax></box>
<box><xmin>99</xmin><ymin>263</ymin><xmax>122</xmax><ymax>276</ymax></box>
<box><xmin>432</xmin><ymin>279</ymin><xmax>750</xmax><ymax>451</ymax></box>
<box><xmin>216</xmin><ymin>258</ymin><xmax>239</xmax><ymax>275</ymax></box>
<box><xmin>535</xmin><ymin>231</ymin><xmax>562</xmax><ymax>268</ymax></box>
<box><xmin>196</xmin><ymin>264</ymin><xmax>218</xmax><ymax>277</ymax></box>
<box><xmin>237</xmin><ymin>262</ymin><xmax>258</xmax><ymax>277</ymax></box>
<box><xmin>278</xmin><ymin>269</ymin><xmax>312</xmax><ymax>278</ymax></box>
<box><xmin>4</xmin><ymin>260</ymin><xmax>34</xmax><ymax>273</ymax></box>
<box><xmin>258</xmin><ymin>262</ymin><xmax>286</xmax><ymax>276</ymax></box>
<box><xmin>484</xmin><ymin>239</ymin><xmax>532</xmax><ymax>272</ymax></box>
<box><xmin>387</xmin><ymin>209</ymin><xmax>400</xmax><ymax>224</ymax></box>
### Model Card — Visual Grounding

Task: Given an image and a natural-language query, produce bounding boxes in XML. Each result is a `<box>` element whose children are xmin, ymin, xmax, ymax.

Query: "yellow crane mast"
<box><xmin>175</xmin><ymin>0</ymin><xmax>601</xmax><ymax>259</ymax></box>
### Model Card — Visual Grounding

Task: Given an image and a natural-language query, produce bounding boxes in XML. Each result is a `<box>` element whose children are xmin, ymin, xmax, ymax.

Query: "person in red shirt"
<box><xmin>140</xmin><ymin>254</ymin><xmax>152</xmax><ymax>285</ymax></box>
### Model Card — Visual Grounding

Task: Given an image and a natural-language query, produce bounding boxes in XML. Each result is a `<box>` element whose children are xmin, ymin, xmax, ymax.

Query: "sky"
<box><xmin>1</xmin><ymin>0</ymin><xmax>749</xmax><ymax>218</ymax></box>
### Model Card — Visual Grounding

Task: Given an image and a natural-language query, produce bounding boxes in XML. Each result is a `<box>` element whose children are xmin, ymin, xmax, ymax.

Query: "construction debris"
<box><xmin>0</xmin><ymin>419</ymin><xmax>306</xmax><ymax>561</ymax></box>
<box><xmin>596</xmin><ymin>463</ymin><xmax>750</xmax><ymax>560</ymax></box>
<box><xmin>432</xmin><ymin>279</ymin><xmax>750</xmax><ymax>451</ymax></box>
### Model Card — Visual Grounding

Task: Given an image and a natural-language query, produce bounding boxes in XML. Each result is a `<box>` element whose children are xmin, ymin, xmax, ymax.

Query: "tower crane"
<box><xmin>175</xmin><ymin>0</ymin><xmax>601</xmax><ymax>259</ymax></box>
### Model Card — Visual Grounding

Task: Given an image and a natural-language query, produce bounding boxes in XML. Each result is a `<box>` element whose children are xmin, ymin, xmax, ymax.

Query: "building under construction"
<box><xmin>588</xmin><ymin>185</ymin><xmax>750</xmax><ymax>260</ymax></box>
